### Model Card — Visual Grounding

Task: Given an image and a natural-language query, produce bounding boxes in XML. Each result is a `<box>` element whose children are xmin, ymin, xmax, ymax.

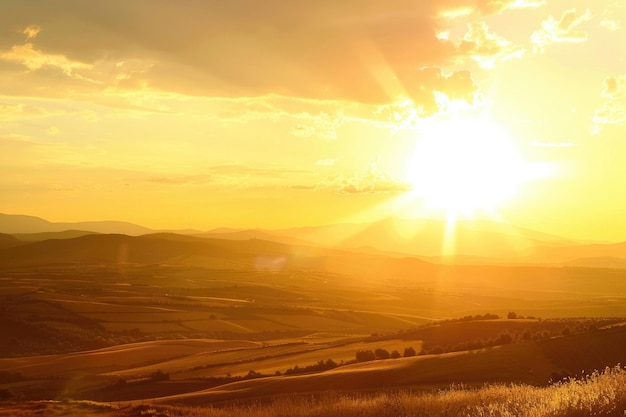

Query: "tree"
<box><xmin>494</xmin><ymin>330</ymin><xmax>513</xmax><ymax>345</ymax></box>
<box><xmin>403</xmin><ymin>346</ymin><xmax>416</xmax><ymax>357</ymax></box>
<box><xmin>390</xmin><ymin>350</ymin><xmax>401</xmax><ymax>359</ymax></box>
<box><xmin>375</xmin><ymin>348</ymin><xmax>390</xmax><ymax>360</ymax></box>
<box><xmin>507</xmin><ymin>312</ymin><xmax>518</xmax><ymax>319</ymax></box>
<box><xmin>0</xmin><ymin>389</ymin><xmax>13</xmax><ymax>400</ymax></box>
<box><xmin>356</xmin><ymin>350</ymin><xmax>376</xmax><ymax>362</ymax></box>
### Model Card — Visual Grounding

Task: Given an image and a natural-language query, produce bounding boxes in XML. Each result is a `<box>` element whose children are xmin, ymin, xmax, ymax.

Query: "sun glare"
<box><xmin>406</xmin><ymin>117</ymin><xmax>532</xmax><ymax>218</ymax></box>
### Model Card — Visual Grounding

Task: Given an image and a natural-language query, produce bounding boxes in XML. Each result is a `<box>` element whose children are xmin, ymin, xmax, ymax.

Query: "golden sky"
<box><xmin>1</xmin><ymin>0</ymin><xmax>625</xmax><ymax>240</ymax></box>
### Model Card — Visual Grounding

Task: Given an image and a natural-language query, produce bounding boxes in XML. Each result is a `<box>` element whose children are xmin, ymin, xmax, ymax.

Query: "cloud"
<box><xmin>291</xmin><ymin>112</ymin><xmax>345</xmax><ymax>140</ymax></box>
<box><xmin>324</xmin><ymin>160</ymin><xmax>411</xmax><ymax>194</ymax></box>
<box><xmin>593</xmin><ymin>75</ymin><xmax>626</xmax><ymax>133</ymax></box>
<box><xmin>0</xmin><ymin>42</ymin><xmax>92</xmax><ymax>78</ymax></box>
<box><xmin>316</xmin><ymin>157</ymin><xmax>343</xmax><ymax>167</ymax></box>
<box><xmin>509</xmin><ymin>0</ymin><xmax>546</xmax><ymax>8</ymax></box>
<box><xmin>46</xmin><ymin>126</ymin><xmax>60</xmax><ymax>135</ymax></box>
<box><xmin>459</xmin><ymin>21</ymin><xmax>525</xmax><ymax>69</ymax></box>
<box><xmin>0</xmin><ymin>134</ymin><xmax>69</xmax><ymax>167</ymax></box>
<box><xmin>144</xmin><ymin>164</ymin><xmax>312</xmax><ymax>191</ymax></box>
<box><xmin>23</xmin><ymin>25</ymin><xmax>41</xmax><ymax>39</ymax></box>
<box><xmin>531</xmin><ymin>8</ymin><xmax>592</xmax><ymax>52</ymax></box>
<box><xmin>0</xmin><ymin>101</ymin><xmax>57</xmax><ymax>122</ymax></box>
<box><xmin>147</xmin><ymin>175</ymin><xmax>209</xmax><ymax>185</ymax></box>
<box><xmin>600</xmin><ymin>18</ymin><xmax>619</xmax><ymax>31</ymax></box>
<box><xmin>373</xmin><ymin>67</ymin><xmax>478</xmax><ymax>125</ymax></box>
<box><xmin>0</xmin><ymin>1</ymin><xmax>531</xmax><ymax>106</ymax></box>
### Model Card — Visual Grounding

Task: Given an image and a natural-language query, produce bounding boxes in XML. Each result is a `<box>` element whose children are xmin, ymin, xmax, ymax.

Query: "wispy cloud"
<box><xmin>532</xmin><ymin>8</ymin><xmax>592</xmax><ymax>52</ymax></box>
<box><xmin>0</xmin><ymin>1</ymin><xmax>532</xmax><ymax>106</ymax></box>
<box><xmin>23</xmin><ymin>25</ymin><xmax>41</xmax><ymax>39</ymax></box>
<box><xmin>459</xmin><ymin>22</ymin><xmax>525</xmax><ymax>69</ymax></box>
<box><xmin>593</xmin><ymin>74</ymin><xmax>626</xmax><ymax>133</ymax></box>
<box><xmin>323</xmin><ymin>160</ymin><xmax>411</xmax><ymax>195</ymax></box>
<box><xmin>291</xmin><ymin>112</ymin><xmax>344</xmax><ymax>141</ymax></box>
<box><xmin>0</xmin><ymin>40</ymin><xmax>93</xmax><ymax>79</ymax></box>
<box><xmin>0</xmin><ymin>101</ymin><xmax>60</xmax><ymax>122</ymax></box>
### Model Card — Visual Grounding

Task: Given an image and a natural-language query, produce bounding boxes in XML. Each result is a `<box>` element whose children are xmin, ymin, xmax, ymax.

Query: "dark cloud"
<box><xmin>0</xmin><ymin>0</ymin><xmax>525</xmax><ymax>105</ymax></box>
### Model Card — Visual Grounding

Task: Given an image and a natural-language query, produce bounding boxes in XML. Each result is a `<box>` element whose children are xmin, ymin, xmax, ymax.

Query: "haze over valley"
<box><xmin>2</xmin><ymin>0</ymin><xmax>626</xmax><ymax>415</ymax></box>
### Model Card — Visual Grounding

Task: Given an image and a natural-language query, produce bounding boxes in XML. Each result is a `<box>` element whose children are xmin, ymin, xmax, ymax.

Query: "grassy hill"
<box><xmin>2</xmin><ymin>317</ymin><xmax>625</xmax><ymax>405</ymax></box>
<box><xmin>3</xmin><ymin>364</ymin><xmax>626</xmax><ymax>416</ymax></box>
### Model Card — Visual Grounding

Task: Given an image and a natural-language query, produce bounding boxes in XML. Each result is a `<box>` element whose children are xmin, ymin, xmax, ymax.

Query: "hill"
<box><xmin>0</xmin><ymin>232</ymin><xmax>438</xmax><ymax>281</ymax></box>
<box><xmin>0</xmin><ymin>233</ymin><xmax>290</xmax><ymax>267</ymax></box>
<box><xmin>0</xmin><ymin>233</ymin><xmax>22</xmax><ymax>249</ymax></box>
<box><xmin>4</xmin><ymin>365</ymin><xmax>626</xmax><ymax>417</ymax></box>
<box><xmin>0</xmin><ymin>213</ymin><xmax>153</xmax><ymax>235</ymax></box>
<box><xmin>10</xmin><ymin>230</ymin><xmax>101</xmax><ymax>242</ymax></box>
<box><xmin>270</xmin><ymin>217</ymin><xmax>582</xmax><ymax>258</ymax></box>
<box><xmin>143</xmin><ymin>324</ymin><xmax>626</xmax><ymax>406</ymax></box>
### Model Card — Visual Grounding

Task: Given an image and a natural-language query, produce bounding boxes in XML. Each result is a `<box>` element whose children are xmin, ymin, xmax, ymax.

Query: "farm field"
<box><xmin>1</xmin><ymin>233</ymin><xmax>626</xmax><ymax>410</ymax></box>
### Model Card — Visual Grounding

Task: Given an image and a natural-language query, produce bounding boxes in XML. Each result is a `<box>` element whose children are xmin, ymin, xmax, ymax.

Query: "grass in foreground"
<box><xmin>161</xmin><ymin>365</ymin><xmax>626</xmax><ymax>417</ymax></box>
<box><xmin>2</xmin><ymin>365</ymin><xmax>625</xmax><ymax>416</ymax></box>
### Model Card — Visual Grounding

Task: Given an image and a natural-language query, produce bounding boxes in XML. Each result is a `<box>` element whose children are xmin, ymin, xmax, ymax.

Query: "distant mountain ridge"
<box><xmin>0</xmin><ymin>213</ymin><xmax>152</xmax><ymax>235</ymax></box>
<box><xmin>1</xmin><ymin>213</ymin><xmax>624</xmax><ymax>267</ymax></box>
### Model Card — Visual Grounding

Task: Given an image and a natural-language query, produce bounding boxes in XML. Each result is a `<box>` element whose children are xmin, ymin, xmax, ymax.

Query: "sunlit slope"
<box><xmin>271</xmin><ymin>218</ymin><xmax>581</xmax><ymax>257</ymax></box>
<box><xmin>208</xmin><ymin>218</ymin><xmax>626</xmax><ymax>265</ymax></box>
<box><xmin>150</xmin><ymin>325</ymin><xmax>626</xmax><ymax>406</ymax></box>
<box><xmin>0</xmin><ymin>339</ymin><xmax>260</xmax><ymax>378</ymax></box>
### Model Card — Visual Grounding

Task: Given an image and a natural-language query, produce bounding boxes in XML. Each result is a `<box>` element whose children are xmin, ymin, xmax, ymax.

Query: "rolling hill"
<box><xmin>141</xmin><ymin>324</ymin><xmax>626</xmax><ymax>406</ymax></box>
<box><xmin>0</xmin><ymin>233</ymin><xmax>22</xmax><ymax>249</ymax></box>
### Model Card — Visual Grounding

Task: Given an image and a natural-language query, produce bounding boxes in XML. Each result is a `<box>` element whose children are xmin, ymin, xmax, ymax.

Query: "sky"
<box><xmin>1</xmin><ymin>0</ymin><xmax>625</xmax><ymax>241</ymax></box>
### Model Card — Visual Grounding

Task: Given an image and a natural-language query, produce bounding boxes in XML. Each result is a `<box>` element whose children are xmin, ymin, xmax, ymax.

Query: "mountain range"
<box><xmin>0</xmin><ymin>213</ymin><xmax>625</xmax><ymax>268</ymax></box>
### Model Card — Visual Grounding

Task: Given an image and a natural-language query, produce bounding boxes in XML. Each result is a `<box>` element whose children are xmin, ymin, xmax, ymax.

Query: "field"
<box><xmin>3</xmin><ymin>365</ymin><xmax>626</xmax><ymax>416</ymax></box>
<box><xmin>1</xmin><ymin>233</ymin><xmax>626</xmax><ymax>414</ymax></box>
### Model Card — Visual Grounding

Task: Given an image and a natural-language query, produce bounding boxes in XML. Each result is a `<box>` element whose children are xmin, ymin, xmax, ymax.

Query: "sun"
<box><xmin>405</xmin><ymin>117</ymin><xmax>530</xmax><ymax>218</ymax></box>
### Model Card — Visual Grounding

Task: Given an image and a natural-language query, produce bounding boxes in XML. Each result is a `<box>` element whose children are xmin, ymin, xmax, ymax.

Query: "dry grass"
<box><xmin>153</xmin><ymin>365</ymin><xmax>626</xmax><ymax>417</ymax></box>
<box><xmin>4</xmin><ymin>365</ymin><xmax>626</xmax><ymax>416</ymax></box>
